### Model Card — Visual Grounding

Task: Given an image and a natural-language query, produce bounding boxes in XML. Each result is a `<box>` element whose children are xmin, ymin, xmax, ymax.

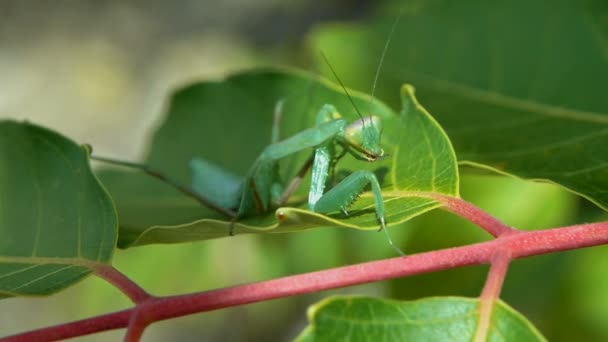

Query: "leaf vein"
<box><xmin>9</xmin><ymin>265</ymin><xmax>77</xmax><ymax>292</ymax></box>
<box><xmin>391</xmin><ymin>70</ymin><xmax>608</xmax><ymax>124</ymax></box>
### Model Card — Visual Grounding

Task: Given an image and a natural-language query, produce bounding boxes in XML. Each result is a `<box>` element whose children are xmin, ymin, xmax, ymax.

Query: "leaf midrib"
<box><xmin>389</xmin><ymin>69</ymin><xmax>608</xmax><ymax>124</ymax></box>
<box><xmin>0</xmin><ymin>255</ymin><xmax>102</xmax><ymax>268</ymax></box>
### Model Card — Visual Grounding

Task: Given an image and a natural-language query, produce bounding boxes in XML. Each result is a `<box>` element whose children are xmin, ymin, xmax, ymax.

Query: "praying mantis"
<box><xmin>94</xmin><ymin>17</ymin><xmax>405</xmax><ymax>255</ymax></box>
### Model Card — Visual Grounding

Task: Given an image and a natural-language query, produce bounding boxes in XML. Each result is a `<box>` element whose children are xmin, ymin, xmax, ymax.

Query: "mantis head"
<box><xmin>344</xmin><ymin>115</ymin><xmax>385</xmax><ymax>161</ymax></box>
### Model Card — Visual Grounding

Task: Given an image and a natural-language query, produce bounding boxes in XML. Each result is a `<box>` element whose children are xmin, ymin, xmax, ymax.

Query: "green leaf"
<box><xmin>310</xmin><ymin>0</ymin><xmax>608</xmax><ymax>211</ymax></box>
<box><xmin>0</xmin><ymin>121</ymin><xmax>117</xmax><ymax>297</ymax></box>
<box><xmin>296</xmin><ymin>296</ymin><xmax>546</xmax><ymax>342</ymax></box>
<box><xmin>97</xmin><ymin>68</ymin><xmax>458</xmax><ymax>247</ymax></box>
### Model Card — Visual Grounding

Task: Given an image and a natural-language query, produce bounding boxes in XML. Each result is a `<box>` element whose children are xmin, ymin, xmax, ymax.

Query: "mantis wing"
<box><xmin>190</xmin><ymin>157</ymin><xmax>243</xmax><ymax>210</ymax></box>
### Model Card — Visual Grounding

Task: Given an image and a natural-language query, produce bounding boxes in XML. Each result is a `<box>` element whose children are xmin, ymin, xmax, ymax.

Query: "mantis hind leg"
<box><xmin>311</xmin><ymin>170</ymin><xmax>405</xmax><ymax>256</ymax></box>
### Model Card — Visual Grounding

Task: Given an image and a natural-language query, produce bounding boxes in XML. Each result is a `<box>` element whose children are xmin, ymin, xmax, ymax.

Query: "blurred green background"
<box><xmin>1</xmin><ymin>1</ymin><xmax>607</xmax><ymax>341</ymax></box>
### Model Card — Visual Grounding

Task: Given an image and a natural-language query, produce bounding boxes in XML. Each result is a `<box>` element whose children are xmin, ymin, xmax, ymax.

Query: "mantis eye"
<box><xmin>344</xmin><ymin>116</ymin><xmax>384</xmax><ymax>160</ymax></box>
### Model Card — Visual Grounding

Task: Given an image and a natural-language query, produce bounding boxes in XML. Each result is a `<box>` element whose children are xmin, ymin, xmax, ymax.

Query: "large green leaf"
<box><xmin>310</xmin><ymin>0</ymin><xmax>608</xmax><ymax>211</ymax></box>
<box><xmin>296</xmin><ymin>296</ymin><xmax>546</xmax><ymax>342</ymax></box>
<box><xmin>0</xmin><ymin>121</ymin><xmax>117</xmax><ymax>297</ymax></box>
<box><xmin>98</xmin><ymin>68</ymin><xmax>458</xmax><ymax>247</ymax></box>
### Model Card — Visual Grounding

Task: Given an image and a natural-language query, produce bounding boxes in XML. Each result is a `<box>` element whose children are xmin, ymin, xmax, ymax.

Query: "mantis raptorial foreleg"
<box><xmin>257</xmin><ymin>102</ymin><xmax>342</xmax><ymax>208</ymax></box>
<box><xmin>91</xmin><ymin>13</ymin><xmax>406</xmax><ymax>254</ymax></box>
<box><xmin>241</xmin><ymin>103</ymin><xmax>403</xmax><ymax>254</ymax></box>
<box><xmin>311</xmin><ymin>170</ymin><xmax>385</xmax><ymax>226</ymax></box>
<box><xmin>313</xmin><ymin>169</ymin><xmax>404</xmax><ymax>256</ymax></box>
<box><xmin>302</xmin><ymin>129</ymin><xmax>403</xmax><ymax>255</ymax></box>
<box><xmin>239</xmin><ymin>109</ymin><xmax>346</xmax><ymax>214</ymax></box>
<box><xmin>93</xmin><ymin>100</ymin><xmax>403</xmax><ymax>254</ymax></box>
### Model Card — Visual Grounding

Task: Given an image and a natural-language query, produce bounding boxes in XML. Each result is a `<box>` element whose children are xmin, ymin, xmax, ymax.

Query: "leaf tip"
<box><xmin>400</xmin><ymin>83</ymin><xmax>421</xmax><ymax>110</ymax></box>
<box><xmin>401</xmin><ymin>83</ymin><xmax>416</xmax><ymax>97</ymax></box>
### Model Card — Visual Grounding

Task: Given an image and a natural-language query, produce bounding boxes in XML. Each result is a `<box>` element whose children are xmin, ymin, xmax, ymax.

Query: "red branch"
<box><xmin>474</xmin><ymin>248</ymin><xmax>512</xmax><ymax>342</ymax></box>
<box><xmin>124</xmin><ymin>310</ymin><xmax>152</xmax><ymax>342</ymax></box>
<box><xmin>433</xmin><ymin>194</ymin><xmax>516</xmax><ymax>237</ymax></box>
<box><xmin>93</xmin><ymin>265</ymin><xmax>152</xmax><ymax>303</ymax></box>
<box><xmin>3</xmin><ymin>221</ymin><xmax>608</xmax><ymax>342</ymax></box>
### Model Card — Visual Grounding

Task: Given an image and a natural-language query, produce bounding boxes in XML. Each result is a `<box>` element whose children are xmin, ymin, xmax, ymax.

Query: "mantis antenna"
<box><xmin>320</xmin><ymin>30</ymin><xmax>407</xmax><ymax>255</ymax></box>
<box><xmin>368</xmin><ymin>13</ymin><xmax>403</xmax><ymax>116</ymax></box>
<box><xmin>367</xmin><ymin>13</ymin><xmax>406</xmax><ymax>256</ymax></box>
<box><xmin>320</xmin><ymin>51</ymin><xmax>366</xmax><ymax>123</ymax></box>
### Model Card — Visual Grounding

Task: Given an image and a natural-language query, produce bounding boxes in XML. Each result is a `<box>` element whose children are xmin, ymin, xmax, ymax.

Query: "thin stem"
<box><xmin>474</xmin><ymin>249</ymin><xmax>512</xmax><ymax>342</ymax></box>
<box><xmin>93</xmin><ymin>265</ymin><xmax>152</xmax><ymax>304</ymax></box>
<box><xmin>433</xmin><ymin>194</ymin><xmax>516</xmax><ymax>237</ymax></box>
<box><xmin>91</xmin><ymin>156</ymin><xmax>237</xmax><ymax>218</ymax></box>
<box><xmin>4</xmin><ymin>221</ymin><xmax>607</xmax><ymax>342</ymax></box>
<box><xmin>124</xmin><ymin>310</ymin><xmax>150</xmax><ymax>342</ymax></box>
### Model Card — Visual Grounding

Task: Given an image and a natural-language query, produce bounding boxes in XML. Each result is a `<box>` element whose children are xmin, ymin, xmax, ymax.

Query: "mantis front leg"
<box><xmin>308</xmin><ymin>147</ymin><xmax>404</xmax><ymax>255</ymax></box>
<box><xmin>238</xmin><ymin>108</ymin><xmax>347</xmax><ymax>216</ymax></box>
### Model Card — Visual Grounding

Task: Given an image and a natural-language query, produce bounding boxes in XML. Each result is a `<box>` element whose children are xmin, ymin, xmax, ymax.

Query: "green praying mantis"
<box><xmin>94</xmin><ymin>17</ymin><xmax>405</xmax><ymax>255</ymax></box>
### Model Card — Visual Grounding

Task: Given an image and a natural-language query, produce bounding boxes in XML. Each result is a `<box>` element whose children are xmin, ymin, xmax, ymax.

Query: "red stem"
<box><xmin>433</xmin><ymin>194</ymin><xmax>516</xmax><ymax>237</ymax></box>
<box><xmin>3</xmin><ymin>221</ymin><xmax>607</xmax><ymax>342</ymax></box>
<box><xmin>124</xmin><ymin>310</ymin><xmax>151</xmax><ymax>342</ymax></box>
<box><xmin>93</xmin><ymin>265</ymin><xmax>152</xmax><ymax>303</ymax></box>
<box><xmin>474</xmin><ymin>248</ymin><xmax>512</xmax><ymax>342</ymax></box>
